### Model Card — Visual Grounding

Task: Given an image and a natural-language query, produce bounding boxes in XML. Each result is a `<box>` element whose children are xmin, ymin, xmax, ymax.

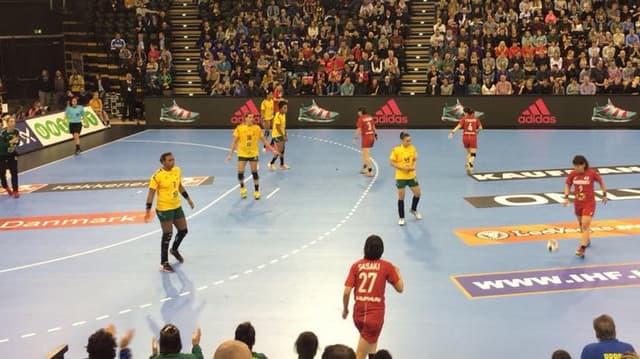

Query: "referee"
<box><xmin>144</xmin><ymin>152</ymin><xmax>195</xmax><ymax>273</ymax></box>
<box><xmin>0</xmin><ymin>115</ymin><xmax>20</xmax><ymax>198</ymax></box>
<box><xmin>65</xmin><ymin>96</ymin><xmax>84</xmax><ymax>155</ymax></box>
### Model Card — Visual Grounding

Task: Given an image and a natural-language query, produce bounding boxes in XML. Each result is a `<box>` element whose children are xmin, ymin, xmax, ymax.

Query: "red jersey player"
<box><xmin>448</xmin><ymin>107</ymin><xmax>483</xmax><ymax>174</ymax></box>
<box><xmin>563</xmin><ymin>155</ymin><xmax>608</xmax><ymax>258</ymax></box>
<box><xmin>353</xmin><ymin>107</ymin><xmax>377</xmax><ymax>177</ymax></box>
<box><xmin>342</xmin><ymin>235</ymin><xmax>404</xmax><ymax>359</ymax></box>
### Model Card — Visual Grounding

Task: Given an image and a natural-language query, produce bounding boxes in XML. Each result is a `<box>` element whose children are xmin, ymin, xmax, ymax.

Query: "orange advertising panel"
<box><xmin>455</xmin><ymin>218</ymin><xmax>640</xmax><ymax>246</ymax></box>
<box><xmin>0</xmin><ymin>211</ymin><xmax>148</xmax><ymax>231</ymax></box>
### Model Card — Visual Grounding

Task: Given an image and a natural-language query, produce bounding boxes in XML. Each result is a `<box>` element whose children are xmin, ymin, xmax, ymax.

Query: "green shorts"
<box><xmin>156</xmin><ymin>207</ymin><xmax>185</xmax><ymax>222</ymax></box>
<box><xmin>395</xmin><ymin>178</ymin><xmax>419</xmax><ymax>188</ymax></box>
<box><xmin>272</xmin><ymin>136</ymin><xmax>285</xmax><ymax>143</ymax></box>
<box><xmin>238</xmin><ymin>156</ymin><xmax>259</xmax><ymax>162</ymax></box>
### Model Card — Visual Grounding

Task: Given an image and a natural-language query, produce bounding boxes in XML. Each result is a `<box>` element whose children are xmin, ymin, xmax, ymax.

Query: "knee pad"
<box><xmin>162</xmin><ymin>232</ymin><xmax>172</xmax><ymax>244</ymax></box>
<box><xmin>252</xmin><ymin>171</ymin><xmax>259</xmax><ymax>180</ymax></box>
<box><xmin>177</xmin><ymin>228</ymin><xmax>188</xmax><ymax>237</ymax></box>
<box><xmin>238</xmin><ymin>172</ymin><xmax>245</xmax><ymax>181</ymax></box>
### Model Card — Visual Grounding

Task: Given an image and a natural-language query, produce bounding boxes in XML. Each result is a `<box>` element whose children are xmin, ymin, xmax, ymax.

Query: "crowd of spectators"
<box><xmin>108</xmin><ymin>0</ymin><xmax>174</xmax><ymax>95</ymax></box>
<box><xmin>195</xmin><ymin>0</ymin><xmax>409</xmax><ymax>97</ymax></box>
<box><xmin>426</xmin><ymin>0</ymin><xmax>640</xmax><ymax>95</ymax></box>
<box><xmin>81</xmin><ymin>322</ymin><xmax>394</xmax><ymax>359</ymax></box>
<box><xmin>65</xmin><ymin>313</ymin><xmax>638</xmax><ymax>359</ymax></box>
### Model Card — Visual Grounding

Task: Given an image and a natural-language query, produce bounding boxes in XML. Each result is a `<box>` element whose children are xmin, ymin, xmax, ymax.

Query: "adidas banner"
<box><xmin>144</xmin><ymin>96</ymin><xmax>640</xmax><ymax>129</ymax></box>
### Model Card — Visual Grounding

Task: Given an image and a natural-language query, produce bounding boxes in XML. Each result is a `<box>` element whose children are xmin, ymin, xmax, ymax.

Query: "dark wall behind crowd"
<box><xmin>145</xmin><ymin>96</ymin><xmax>640</xmax><ymax>130</ymax></box>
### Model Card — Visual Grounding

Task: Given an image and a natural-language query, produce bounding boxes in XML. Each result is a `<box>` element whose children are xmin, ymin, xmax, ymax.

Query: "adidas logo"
<box><xmin>518</xmin><ymin>99</ymin><xmax>557</xmax><ymax>124</ymax></box>
<box><xmin>230</xmin><ymin>100</ymin><xmax>261</xmax><ymax>124</ymax></box>
<box><xmin>373</xmin><ymin>99</ymin><xmax>408</xmax><ymax>124</ymax></box>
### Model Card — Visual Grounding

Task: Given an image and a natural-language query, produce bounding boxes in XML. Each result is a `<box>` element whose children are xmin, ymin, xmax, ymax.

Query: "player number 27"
<box><xmin>357</xmin><ymin>272</ymin><xmax>378</xmax><ymax>293</ymax></box>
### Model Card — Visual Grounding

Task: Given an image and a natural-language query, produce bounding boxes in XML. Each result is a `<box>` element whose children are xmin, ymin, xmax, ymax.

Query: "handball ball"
<box><xmin>547</xmin><ymin>239</ymin><xmax>559</xmax><ymax>252</ymax></box>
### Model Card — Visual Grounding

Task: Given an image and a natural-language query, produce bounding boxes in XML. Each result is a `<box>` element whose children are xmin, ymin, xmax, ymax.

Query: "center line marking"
<box><xmin>160</xmin><ymin>297</ymin><xmax>172</xmax><ymax>303</ymax></box>
<box><xmin>96</xmin><ymin>315</ymin><xmax>109</xmax><ymax>321</ymax></box>
<box><xmin>266</xmin><ymin>187</ymin><xmax>281</xmax><ymax>199</ymax></box>
<box><xmin>21</xmin><ymin>333</ymin><xmax>36</xmax><ymax>338</ymax></box>
<box><xmin>118</xmin><ymin>309</ymin><xmax>132</xmax><ymax>315</ymax></box>
<box><xmin>197</xmin><ymin>285</ymin><xmax>208</xmax><ymax>291</ymax></box>
<box><xmin>179</xmin><ymin>291</ymin><xmax>191</xmax><ymax>296</ymax></box>
<box><xmin>47</xmin><ymin>327</ymin><xmax>62</xmax><ymax>333</ymax></box>
<box><xmin>139</xmin><ymin>303</ymin><xmax>152</xmax><ymax>309</ymax></box>
<box><xmin>71</xmin><ymin>321</ymin><xmax>86</xmax><ymax>327</ymax></box>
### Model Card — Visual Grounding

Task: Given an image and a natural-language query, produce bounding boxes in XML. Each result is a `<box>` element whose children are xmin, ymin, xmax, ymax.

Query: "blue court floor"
<box><xmin>0</xmin><ymin>129</ymin><xmax>639</xmax><ymax>358</ymax></box>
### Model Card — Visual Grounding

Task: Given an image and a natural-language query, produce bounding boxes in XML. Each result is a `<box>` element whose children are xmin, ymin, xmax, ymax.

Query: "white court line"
<box><xmin>20</xmin><ymin>333</ymin><xmax>36</xmax><ymax>338</ymax></box>
<box><xmin>179</xmin><ymin>291</ymin><xmax>191</xmax><ymax>297</ymax></box>
<box><xmin>0</xmin><ymin>338</ymin><xmax>8</xmax><ymax>343</ymax></box>
<box><xmin>0</xmin><ymin>139</ymin><xmax>248</xmax><ymax>274</ymax></box>
<box><xmin>71</xmin><ymin>321</ymin><xmax>86</xmax><ymax>327</ymax></box>
<box><xmin>118</xmin><ymin>309</ymin><xmax>132</xmax><ymax>315</ymax></box>
<box><xmin>47</xmin><ymin>327</ymin><xmax>62</xmax><ymax>333</ymax></box>
<box><xmin>266</xmin><ymin>187</ymin><xmax>280</xmax><ymax>199</ymax></box>
<box><xmin>160</xmin><ymin>297</ymin><xmax>172</xmax><ymax>303</ymax></box>
<box><xmin>19</xmin><ymin>130</ymin><xmax>149</xmax><ymax>175</ymax></box>
<box><xmin>95</xmin><ymin>315</ymin><xmax>109</xmax><ymax>321</ymax></box>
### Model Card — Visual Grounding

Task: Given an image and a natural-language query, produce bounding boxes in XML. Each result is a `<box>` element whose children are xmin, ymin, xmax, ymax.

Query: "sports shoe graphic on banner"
<box><xmin>591</xmin><ymin>98</ymin><xmax>637</xmax><ymax>123</ymax></box>
<box><xmin>160</xmin><ymin>100</ymin><xmax>200</xmax><ymax>123</ymax></box>
<box><xmin>298</xmin><ymin>99</ymin><xmax>339</xmax><ymax>123</ymax></box>
<box><xmin>441</xmin><ymin>99</ymin><xmax>484</xmax><ymax>122</ymax></box>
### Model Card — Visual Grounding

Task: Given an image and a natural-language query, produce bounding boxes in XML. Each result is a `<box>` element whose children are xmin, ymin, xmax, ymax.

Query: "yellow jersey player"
<box><xmin>389</xmin><ymin>132</ymin><xmax>422</xmax><ymax>226</ymax></box>
<box><xmin>226</xmin><ymin>113</ymin><xmax>278</xmax><ymax>199</ymax></box>
<box><xmin>144</xmin><ymin>152</ymin><xmax>195</xmax><ymax>272</ymax></box>
<box><xmin>260</xmin><ymin>91</ymin><xmax>275</xmax><ymax>145</ymax></box>
<box><xmin>268</xmin><ymin>101</ymin><xmax>290</xmax><ymax>171</ymax></box>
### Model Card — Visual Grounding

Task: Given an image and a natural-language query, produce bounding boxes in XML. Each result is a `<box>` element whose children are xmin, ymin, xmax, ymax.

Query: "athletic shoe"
<box><xmin>2</xmin><ymin>187</ymin><xmax>12</xmax><ymax>196</ymax></box>
<box><xmin>75</xmin><ymin>147</ymin><xmax>81</xmax><ymax>155</ymax></box>
<box><xmin>161</xmin><ymin>262</ymin><xmax>175</xmax><ymax>272</ymax></box>
<box><xmin>13</xmin><ymin>191</ymin><xmax>19</xmax><ymax>199</ymax></box>
<box><xmin>441</xmin><ymin>99</ymin><xmax>485</xmax><ymax>122</ymax></box>
<box><xmin>298</xmin><ymin>100</ymin><xmax>340</xmax><ymax>123</ymax></box>
<box><xmin>160</xmin><ymin>100</ymin><xmax>200</xmax><ymax>123</ymax></box>
<box><xmin>279</xmin><ymin>164</ymin><xmax>290</xmax><ymax>170</ymax></box>
<box><xmin>170</xmin><ymin>249</ymin><xmax>184</xmax><ymax>263</ymax></box>
<box><xmin>411</xmin><ymin>210</ymin><xmax>422</xmax><ymax>220</ymax></box>
<box><xmin>575</xmin><ymin>247</ymin><xmax>585</xmax><ymax>258</ymax></box>
<box><xmin>398</xmin><ymin>218</ymin><xmax>405</xmax><ymax>226</ymax></box>
<box><xmin>591</xmin><ymin>99</ymin><xmax>637</xmax><ymax>123</ymax></box>
<box><xmin>240</xmin><ymin>187</ymin><xmax>247</xmax><ymax>199</ymax></box>
<box><xmin>268</xmin><ymin>163</ymin><xmax>276</xmax><ymax>171</ymax></box>
<box><xmin>254</xmin><ymin>191</ymin><xmax>261</xmax><ymax>200</ymax></box>
<box><xmin>360</xmin><ymin>167</ymin><xmax>368</xmax><ymax>174</ymax></box>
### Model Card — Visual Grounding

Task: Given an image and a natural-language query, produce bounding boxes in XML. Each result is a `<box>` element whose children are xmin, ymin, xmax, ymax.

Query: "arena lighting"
<box><xmin>416</xmin><ymin>56</ymin><xmax>421</xmax><ymax>59</ymax></box>
<box><xmin>412</xmin><ymin>80</ymin><xmax>417</xmax><ymax>83</ymax></box>
<box><xmin>183</xmin><ymin>35</ymin><xmax>188</xmax><ymax>39</ymax></box>
<box><xmin>183</xmin><ymin>24</ymin><xmax>187</xmax><ymax>28</ymax></box>
<box><xmin>188</xmin><ymin>81</ymin><xmax>192</xmax><ymax>84</ymax></box>
<box><xmin>417</xmin><ymin>44</ymin><xmax>422</xmax><ymax>47</ymax></box>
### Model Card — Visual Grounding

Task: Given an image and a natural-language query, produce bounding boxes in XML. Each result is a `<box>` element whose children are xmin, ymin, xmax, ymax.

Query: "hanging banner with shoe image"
<box><xmin>143</xmin><ymin>96</ymin><xmax>640</xmax><ymax>129</ymax></box>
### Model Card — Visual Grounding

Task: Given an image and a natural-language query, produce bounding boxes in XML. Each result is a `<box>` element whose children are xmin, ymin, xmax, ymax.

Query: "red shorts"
<box><xmin>361</xmin><ymin>135</ymin><xmax>375</xmax><ymax>148</ymax></box>
<box><xmin>574</xmin><ymin>201</ymin><xmax>596</xmax><ymax>217</ymax></box>
<box><xmin>353</xmin><ymin>305</ymin><xmax>384</xmax><ymax>343</ymax></box>
<box><xmin>462</xmin><ymin>134</ymin><xmax>477</xmax><ymax>149</ymax></box>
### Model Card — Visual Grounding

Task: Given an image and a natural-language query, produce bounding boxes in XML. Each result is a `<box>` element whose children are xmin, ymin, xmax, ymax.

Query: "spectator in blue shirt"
<box><xmin>581</xmin><ymin>314</ymin><xmax>635</xmax><ymax>359</ymax></box>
